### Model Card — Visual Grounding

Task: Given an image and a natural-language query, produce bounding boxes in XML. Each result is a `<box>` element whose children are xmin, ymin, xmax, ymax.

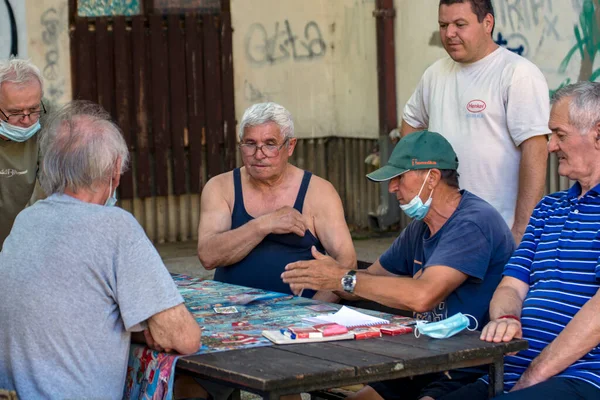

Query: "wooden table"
<box><xmin>177</xmin><ymin>330</ymin><xmax>527</xmax><ymax>399</ymax></box>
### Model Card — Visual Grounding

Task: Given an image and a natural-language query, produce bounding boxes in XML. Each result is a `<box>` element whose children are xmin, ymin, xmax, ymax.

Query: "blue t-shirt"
<box><xmin>379</xmin><ymin>190</ymin><xmax>515</xmax><ymax>328</ymax></box>
<box><xmin>495</xmin><ymin>182</ymin><xmax>600</xmax><ymax>392</ymax></box>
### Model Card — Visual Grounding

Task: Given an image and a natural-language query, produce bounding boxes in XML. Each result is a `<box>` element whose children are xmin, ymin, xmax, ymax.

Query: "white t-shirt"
<box><xmin>403</xmin><ymin>46</ymin><xmax>550</xmax><ymax>227</ymax></box>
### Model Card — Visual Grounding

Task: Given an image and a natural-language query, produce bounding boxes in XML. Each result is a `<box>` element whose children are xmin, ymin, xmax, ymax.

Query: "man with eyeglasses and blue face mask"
<box><xmin>282</xmin><ymin>130</ymin><xmax>515</xmax><ymax>400</ymax></box>
<box><xmin>0</xmin><ymin>58</ymin><xmax>46</xmax><ymax>249</ymax></box>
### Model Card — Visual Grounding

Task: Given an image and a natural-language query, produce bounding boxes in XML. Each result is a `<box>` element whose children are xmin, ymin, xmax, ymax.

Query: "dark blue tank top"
<box><xmin>214</xmin><ymin>168</ymin><xmax>325</xmax><ymax>297</ymax></box>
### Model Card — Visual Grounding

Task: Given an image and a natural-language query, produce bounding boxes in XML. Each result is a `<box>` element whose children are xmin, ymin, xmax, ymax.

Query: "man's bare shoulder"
<box><xmin>305</xmin><ymin>173</ymin><xmax>341</xmax><ymax>205</ymax></box>
<box><xmin>202</xmin><ymin>170</ymin><xmax>235</xmax><ymax>202</ymax></box>
<box><xmin>208</xmin><ymin>169</ymin><xmax>235</xmax><ymax>183</ymax></box>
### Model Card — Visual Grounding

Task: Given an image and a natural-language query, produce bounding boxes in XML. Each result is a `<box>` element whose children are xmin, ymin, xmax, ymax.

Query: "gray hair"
<box><xmin>39</xmin><ymin>100</ymin><xmax>129</xmax><ymax>195</ymax></box>
<box><xmin>238</xmin><ymin>102</ymin><xmax>294</xmax><ymax>141</ymax></box>
<box><xmin>0</xmin><ymin>58</ymin><xmax>44</xmax><ymax>99</ymax></box>
<box><xmin>551</xmin><ymin>81</ymin><xmax>600</xmax><ymax>134</ymax></box>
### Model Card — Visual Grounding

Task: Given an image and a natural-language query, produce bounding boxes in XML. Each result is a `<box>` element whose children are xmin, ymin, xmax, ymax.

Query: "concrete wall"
<box><xmin>24</xmin><ymin>0</ymin><xmax>72</xmax><ymax>108</ymax></box>
<box><xmin>395</xmin><ymin>0</ymin><xmax>595</xmax><ymax>118</ymax></box>
<box><xmin>231</xmin><ymin>0</ymin><xmax>379</xmax><ymax>139</ymax></box>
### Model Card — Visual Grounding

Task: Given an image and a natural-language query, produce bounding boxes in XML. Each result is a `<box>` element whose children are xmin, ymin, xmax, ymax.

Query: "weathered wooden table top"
<box><xmin>177</xmin><ymin>330</ymin><xmax>527</xmax><ymax>397</ymax></box>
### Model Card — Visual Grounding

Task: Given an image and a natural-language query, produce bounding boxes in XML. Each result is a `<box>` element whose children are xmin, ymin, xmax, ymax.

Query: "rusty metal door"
<box><xmin>68</xmin><ymin>2</ymin><xmax>236</xmax><ymax>203</ymax></box>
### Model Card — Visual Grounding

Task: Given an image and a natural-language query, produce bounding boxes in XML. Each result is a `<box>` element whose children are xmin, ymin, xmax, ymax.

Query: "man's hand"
<box><xmin>281</xmin><ymin>246</ymin><xmax>348</xmax><ymax>294</ymax></box>
<box><xmin>263</xmin><ymin>206</ymin><xmax>307</xmax><ymax>237</ymax></box>
<box><xmin>510</xmin><ymin>368</ymin><xmax>545</xmax><ymax>392</ymax></box>
<box><xmin>480</xmin><ymin>318</ymin><xmax>522</xmax><ymax>343</ymax></box>
<box><xmin>143</xmin><ymin>329</ymin><xmax>172</xmax><ymax>353</ymax></box>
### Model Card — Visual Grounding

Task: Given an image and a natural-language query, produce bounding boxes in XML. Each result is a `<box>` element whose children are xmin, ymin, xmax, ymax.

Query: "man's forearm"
<box><xmin>517</xmin><ymin>292</ymin><xmax>600</xmax><ymax>387</ymax></box>
<box><xmin>489</xmin><ymin>285</ymin><xmax>526</xmax><ymax>320</ymax></box>
<box><xmin>353</xmin><ymin>273</ymin><xmax>426</xmax><ymax>312</ymax></box>
<box><xmin>400</xmin><ymin>119</ymin><xmax>423</xmax><ymax>137</ymax></box>
<box><xmin>198</xmin><ymin>218</ymin><xmax>268</xmax><ymax>269</ymax></box>
<box><xmin>513</xmin><ymin>136</ymin><xmax>548</xmax><ymax>244</ymax></box>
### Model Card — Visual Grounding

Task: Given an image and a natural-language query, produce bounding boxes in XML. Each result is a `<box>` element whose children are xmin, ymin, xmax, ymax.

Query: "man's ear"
<box><xmin>484</xmin><ymin>13</ymin><xmax>494</xmax><ymax>34</ymax></box>
<box><xmin>429</xmin><ymin>169</ymin><xmax>442</xmax><ymax>188</ymax></box>
<box><xmin>594</xmin><ymin>122</ymin><xmax>600</xmax><ymax>149</ymax></box>
<box><xmin>287</xmin><ymin>137</ymin><xmax>297</xmax><ymax>156</ymax></box>
<box><xmin>113</xmin><ymin>158</ymin><xmax>122</xmax><ymax>188</ymax></box>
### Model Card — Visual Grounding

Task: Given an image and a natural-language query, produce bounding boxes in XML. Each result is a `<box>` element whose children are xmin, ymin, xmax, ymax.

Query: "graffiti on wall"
<box><xmin>0</xmin><ymin>0</ymin><xmax>21</xmax><ymax>58</ymax></box>
<box><xmin>244</xmin><ymin>20</ymin><xmax>326</xmax><ymax>66</ymax></box>
<box><xmin>2</xmin><ymin>0</ymin><xmax>18</xmax><ymax>56</ymax></box>
<box><xmin>557</xmin><ymin>0</ymin><xmax>600</xmax><ymax>85</ymax></box>
<box><xmin>491</xmin><ymin>0</ymin><xmax>600</xmax><ymax>94</ymax></box>
<box><xmin>493</xmin><ymin>0</ymin><xmax>566</xmax><ymax>57</ymax></box>
<box><xmin>40</xmin><ymin>7</ymin><xmax>67</xmax><ymax>106</ymax></box>
<box><xmin>494</xmin><ymin>32</ymin><xmax>527</xmax><ymax>56</ymax></box>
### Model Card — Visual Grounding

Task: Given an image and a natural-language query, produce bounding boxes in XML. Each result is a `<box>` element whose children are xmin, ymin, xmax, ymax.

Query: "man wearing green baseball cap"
<box><xmin>282</xmin><ymin>130</ymin><xmax>516</xmax><ymax>399</ymax></box>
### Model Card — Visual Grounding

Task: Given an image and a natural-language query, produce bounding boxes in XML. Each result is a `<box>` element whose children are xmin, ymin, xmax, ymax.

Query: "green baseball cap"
<box><xmin>366</xmin><ymin>130</ymin><xmax>458</xmax><ymax>182</ymax></box>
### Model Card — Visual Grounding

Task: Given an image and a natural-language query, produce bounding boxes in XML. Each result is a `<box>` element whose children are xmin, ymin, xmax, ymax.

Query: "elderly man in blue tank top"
<box><xmin>197</xmin><ymin>102</ymin><xmax>356</xmax><ymax>299</ymax></box>
<box><xmin>429</xmin><ymin>83</ymin><xmax>600</xmax><ymax>400</ymax></box>
<box><xmin>282</xmin><ymin>130</ymin><xmax>516</xmax><ymax>400</ymax></box>
<box><xmin>185</xmin><ymin>102</ymin><xmax>356</xmax><ymax>400</ymax></box>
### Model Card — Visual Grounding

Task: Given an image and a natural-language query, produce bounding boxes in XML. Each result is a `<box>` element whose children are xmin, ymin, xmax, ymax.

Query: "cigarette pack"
<box><xmin>352</xmin><ymin>327</ymin><xmax>382</xmax><ymax>340</ymax></box>
<box><xmin>313</xmin><ymin>323</ymin><xmax>349</xmax><ymax>336</ymax></box>
<box><xmin>379</xmin><ymin>325</ymin><xmax>413</xmax><ymax>336</ymax></box>
<box><xmin>287</xmin><ymin>326</ymin><xmax>323</xmax><ymax>339</ymax></box>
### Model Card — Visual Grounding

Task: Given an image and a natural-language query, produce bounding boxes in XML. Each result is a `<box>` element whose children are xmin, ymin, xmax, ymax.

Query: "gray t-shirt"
<box><xmin>0</xmin><ymin>194</ymin><xmax>184</xmax><ymax>399</ymax></box>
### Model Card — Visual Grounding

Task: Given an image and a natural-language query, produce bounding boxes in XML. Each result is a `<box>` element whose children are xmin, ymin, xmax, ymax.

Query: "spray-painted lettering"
<box><xmin>245</xmin><ymin>20</ymin><xmax>326</xmax><ymax>66</ymax></box>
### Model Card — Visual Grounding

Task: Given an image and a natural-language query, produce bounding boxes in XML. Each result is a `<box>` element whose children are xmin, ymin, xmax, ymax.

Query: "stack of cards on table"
<box><xmin>282</xmin><ymin>323</ymin><xmax>349</xmax><ymax>339</ymax></box>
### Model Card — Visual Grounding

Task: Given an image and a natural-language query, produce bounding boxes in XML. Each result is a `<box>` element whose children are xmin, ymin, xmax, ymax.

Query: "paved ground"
<box><xmin>156</xmin><ymin>232</ymin><xmax>397</xmax><ymax>277</ymax></box>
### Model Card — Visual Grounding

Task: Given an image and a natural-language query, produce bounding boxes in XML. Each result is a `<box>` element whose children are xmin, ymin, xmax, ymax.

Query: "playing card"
<box><xmin>213</xmin><ymin>306</ymin><xmax>239</xmax><ymax>314</ymax></box>
<box><xmin>306</xmin><ymin>304</ymin><xmax>338</xmax><ymax>312</ymax></box>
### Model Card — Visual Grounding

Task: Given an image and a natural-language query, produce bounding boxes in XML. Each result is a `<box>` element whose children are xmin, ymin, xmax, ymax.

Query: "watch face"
<box><xmin>342</xmin><ymin>272</ymin><xmax>356</xmax><ymax>292</ymax></box>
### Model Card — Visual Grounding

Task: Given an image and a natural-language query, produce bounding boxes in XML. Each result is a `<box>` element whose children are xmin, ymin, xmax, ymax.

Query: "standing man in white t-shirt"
<box><xmin>401</xmin><ymin>0</ymin><xmax>550</xmax><ymax>244</ymax></box>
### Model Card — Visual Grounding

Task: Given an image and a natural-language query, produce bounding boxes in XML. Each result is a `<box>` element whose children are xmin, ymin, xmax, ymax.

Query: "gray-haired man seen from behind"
<box><xmin>0</xmin><ymin>58</ymin><xmax>46</xmax><ymax>248</ymax></box>
<box><xmin>0</xmin><ymin>101</ymin><xmax>201</xmax><ymax>398</ymax></box>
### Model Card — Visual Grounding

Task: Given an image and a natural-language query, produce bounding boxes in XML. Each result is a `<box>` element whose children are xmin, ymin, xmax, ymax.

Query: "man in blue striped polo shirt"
<box><xmin>437</xmin><ymin>81</ymin><xmax>600</xmax><ymax>399</ymax></box>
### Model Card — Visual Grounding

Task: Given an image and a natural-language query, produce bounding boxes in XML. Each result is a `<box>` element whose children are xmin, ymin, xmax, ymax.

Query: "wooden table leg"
<box><xmin>488</xmin><ymin>355</ymin><xmax>505</xmax><ymax>398</ymax></box>
<box><xmin>266</xmin><ymin>391</ymin><xmax>281</xmax><ymax>400</ymax></box>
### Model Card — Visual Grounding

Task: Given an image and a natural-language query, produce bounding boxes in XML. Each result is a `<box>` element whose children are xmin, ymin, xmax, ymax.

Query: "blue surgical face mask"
<box><xmin>0</xmin><ymin>120</ymin><xmax>41</xmax><ymax>142</ymax></box>
<box><xmin>400</xmin><ymin>170</ymin><xmax>433</xmax><ymax>220</ymax></box>
<box><xmin>414</xmin><ymin>312</ymin><xmax>478</xmax><ymax>339</ymax></box>
<box><xmin>104</xmin><ymin>180</ymin><xmax>117</xmax><ymax>207</ymax></box>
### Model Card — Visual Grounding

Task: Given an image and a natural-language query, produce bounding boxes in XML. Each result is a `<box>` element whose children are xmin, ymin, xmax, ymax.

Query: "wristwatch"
<box><xmin>341</xmin><ymin>270</ymin><xmax>357</xmax><ymax>293</ymax></box>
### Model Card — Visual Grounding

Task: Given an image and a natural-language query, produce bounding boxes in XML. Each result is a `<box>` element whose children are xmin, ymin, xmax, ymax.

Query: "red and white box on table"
<box><xmin>351</xmin><ymin>327</ymin><xmax>382</xmax><ymax>340</ymax></box>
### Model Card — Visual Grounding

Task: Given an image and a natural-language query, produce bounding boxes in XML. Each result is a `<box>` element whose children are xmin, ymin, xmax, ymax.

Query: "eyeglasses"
<box><xmin>239</xmin><ymin>138</ymin><xmax>289</xmax><ymax>158</ymax></box>
<box><xmin>0</xmin><ymin>101</ymin><xmax>46</xmax><ymax>124</ymax></box>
